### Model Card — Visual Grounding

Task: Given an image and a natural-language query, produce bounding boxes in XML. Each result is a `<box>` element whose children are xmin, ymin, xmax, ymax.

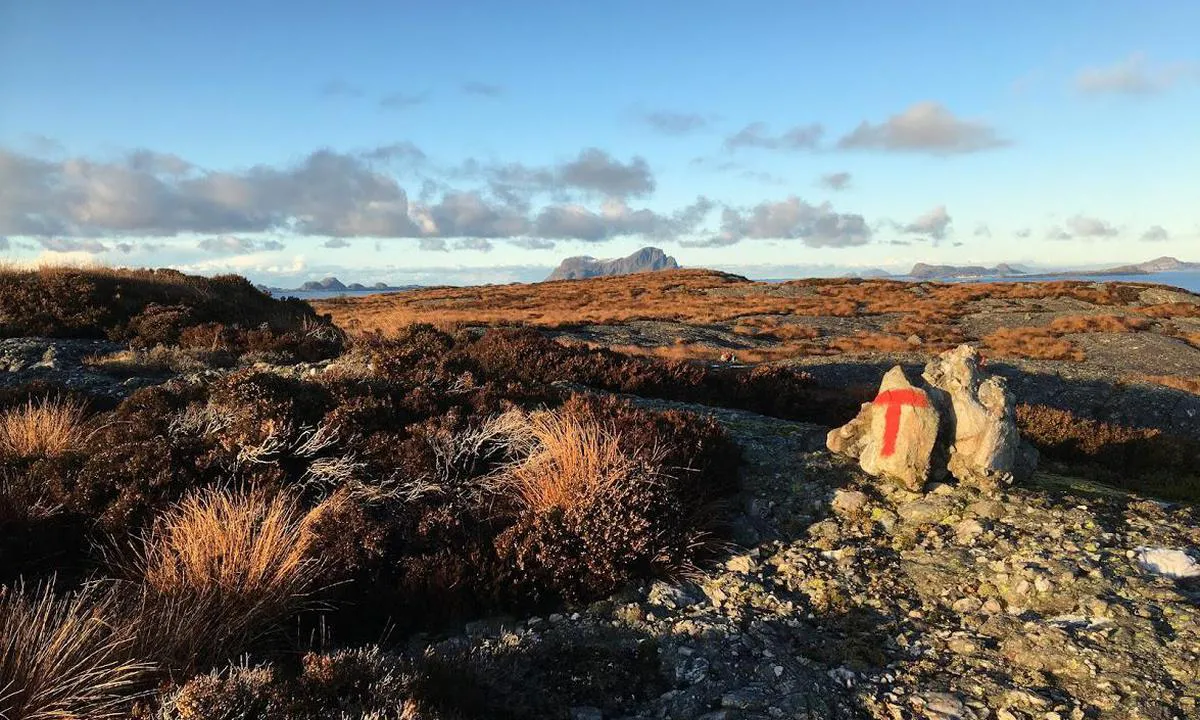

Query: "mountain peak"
<box><xmin>546</xmin><ymin>247</ymin><xmax>680</xmax><ymax>281</ymax></box>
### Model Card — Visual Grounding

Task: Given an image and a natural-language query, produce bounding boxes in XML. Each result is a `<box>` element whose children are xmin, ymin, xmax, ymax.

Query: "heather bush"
<box><xmin>1017</xmin><ymin>403</ymin><xmax>1200</xmax><ymax>501</ymax></box>
<box><xmin>0</xmin><ymin>266</ymin><xmax>344</xmax><ymax>361</ymax></box>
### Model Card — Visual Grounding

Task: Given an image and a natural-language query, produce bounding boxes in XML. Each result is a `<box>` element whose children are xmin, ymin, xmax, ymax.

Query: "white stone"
<box><xmin>1134</xmin><ymin>547</ymin><xmax>1200</xmax><ymax>579</ymax></box>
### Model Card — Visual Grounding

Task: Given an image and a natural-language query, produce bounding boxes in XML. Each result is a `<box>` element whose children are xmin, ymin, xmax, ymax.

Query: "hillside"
<box><xmin>547</xmin><ymin>246</ymin><xmax>680</xmax><ymax>281</ymax></box>
<box><xmin>2</xmin><ymin>266</ymin><xmax>1199</xmax><ymax>719</ymax></box>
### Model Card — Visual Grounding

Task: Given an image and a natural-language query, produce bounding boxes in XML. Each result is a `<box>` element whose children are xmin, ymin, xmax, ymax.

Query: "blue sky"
<box><xmin>1</xmin><ymin>1</ymin><xmax>1198</xmax><ymax>285</ymax></box>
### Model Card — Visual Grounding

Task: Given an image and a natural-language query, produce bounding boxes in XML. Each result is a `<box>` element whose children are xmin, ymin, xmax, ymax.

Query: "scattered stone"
<box><xmin>898</xmin><ymin>499</ymin><xmax>943</xmax><ymax>526</ymax></box>
<box><xmin>831</xmin><ymin>488</ymin><xmax>869</xmax><ymax>516</ymax></box>
<box><xmin>569</xmin><ymin>707</ymin><xmax>604</xmax><ymax>720</ymax></box>
<box><xmin>1133</xmin><ymin>546</ymin><xmax>1200</xmax><ymax>579</ymax></box>
<box><xmin>827</xmin><ymin>366</ymin><xmax>940</xmax><ymax>491</ymax></box>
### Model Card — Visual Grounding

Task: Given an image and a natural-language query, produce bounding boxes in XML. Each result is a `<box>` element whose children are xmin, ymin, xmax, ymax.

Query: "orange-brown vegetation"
<box><xmin>1132</xmin><ymin>302</ymin><xmax>1200</xmax><ymax>318</ymax></box>
<box><xmin>1046</xmin><ymin>314</ymin><xmax>1151</xmax><ymax>334</ymax></box>
<box><xmin>0</xmin><ymin>266</ymin><xmax>343</xmax><ymax>362</ymax></box>
<box><xmin>127</xmin><ymin>487</ymin><xmax>329</xmax><ymax>671</ymax></box>
<box><xmin>1016</xmin><ymin>404</ymin><xmax>1200</xmax><ymax>501</ymax></box>
<box><xmin>827</xmin><ymin>331</ymin><xmax>914</xmax><ymax>355</ymax></box>
<box><xmin>981</xmin><ymin>327</ymin><xmax>1086</xmax><ymax>362</ymax></box>
<box><xmin>0</xmin><ymin>582</ymin><xmax>150</xmax><ymax>720</ymax></box>
<box><xmin>731</xmin><ymin>316</ymin><xmax>822</xmax><ymax>341</ymax></box>
<box><xmin>1137</xmin><ymin>375</ymin><xmax>1200</xmax><ymax>395</ymax></box>
<box><xmin>0</xmin><ymin>396</ymin><xmax>89</xmax><ymax>458</ymax></box>
<box><xmin>314</xmin><ymin>270</ymin><xmax>1156</xmax><ymax>336</ymax></box>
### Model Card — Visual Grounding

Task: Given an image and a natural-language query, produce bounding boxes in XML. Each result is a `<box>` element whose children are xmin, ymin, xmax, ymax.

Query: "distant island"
<box><xmin>1083</xmin><ymin>256</ymin><xmax>1200</xmax><ymax>276</ymax></box>
<box><xmin>908</xmin><ymin>263</ymin><xmax>1025</xmax><ymax>280</ymax></box>
<box><xmin>547</xmin><ymin>247</ymin><xmax>679</xmax><ymax>281</ymax></box>
<box><xmin>899</xmin><ymin>256</ymin><xmax>1196</xmax><ymax>281</ymax></box>
<box><xmin>257</xmin><ymin>277</ymin><xmax>421</xmax><ymax>296</ymax></box>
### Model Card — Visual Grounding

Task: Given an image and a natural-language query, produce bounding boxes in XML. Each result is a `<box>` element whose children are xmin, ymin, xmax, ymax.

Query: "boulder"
<box><xmin>922</xmin><ymin>344</ymin><xmax>1035</xmax><ymax>489</ymax></box>
<box><xmin>827</xmin><ymin>366</ymin><xmax>940</xmax><ymax>491</ymax></box>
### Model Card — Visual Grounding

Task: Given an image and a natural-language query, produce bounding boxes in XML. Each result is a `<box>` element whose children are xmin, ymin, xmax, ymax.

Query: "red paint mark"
<box><xmin>873</xmin><ymin>388</ymin><xmax>930</xmax><ymax>457</ymax></box>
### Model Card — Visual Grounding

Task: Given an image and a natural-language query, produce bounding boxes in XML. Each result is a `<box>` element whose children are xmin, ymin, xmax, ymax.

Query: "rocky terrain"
<box><xmin>414</xmin><ymin>396</ymin><xmax>1199</xmax><ymax>719</ymax></box>
<box><xmin>2</xmin><ymin>267</ymin><xmax>1198</xmax><ymax>719</ymax></box>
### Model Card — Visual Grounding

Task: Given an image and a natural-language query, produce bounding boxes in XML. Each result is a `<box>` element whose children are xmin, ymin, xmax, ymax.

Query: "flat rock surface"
<box><xmin>421</xmin><ymin>399</ymin><xmax>1200</xmax><ymax>719</ymax></box>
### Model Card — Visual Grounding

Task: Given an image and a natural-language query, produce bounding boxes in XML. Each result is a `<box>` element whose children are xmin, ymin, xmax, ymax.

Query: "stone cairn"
<box><xmin>827</xmin><ymin>344</ymin><xmax>1037</xmax><ymax>492</ymax></box>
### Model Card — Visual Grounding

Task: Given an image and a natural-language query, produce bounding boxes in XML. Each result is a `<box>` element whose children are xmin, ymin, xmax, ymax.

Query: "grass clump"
<box><xmin>982</xmin><ymin>327</ymin><xmax>1085</xmax><ymax>362</ymax></box>
<box><xmin>0</xmin><ymin>397</ymin><xmax>88</xmax><ymax>458</ymax></box>
<box><xmin>126</xmin><ymin>487</ymin><xmax>328</xmax><ymax>671</ymax></box>
<box><xmin>0</xmin><ymin>582</ymin><xmax>150</xmax><ymax>720</ymax></box>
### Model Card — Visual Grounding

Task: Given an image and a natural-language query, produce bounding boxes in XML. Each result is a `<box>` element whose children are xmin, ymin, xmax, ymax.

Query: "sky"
<box><xmin>1</xmin><ymin>1</ymin><xmax>1198</xmax><ymax>286</ymax></box>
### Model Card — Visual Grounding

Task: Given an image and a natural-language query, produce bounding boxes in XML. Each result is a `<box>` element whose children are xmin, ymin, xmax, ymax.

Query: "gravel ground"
<box><xmin>415</xmin><ymin>400</ymin><xmax>1199</xmax><ymax>719</ymax></box>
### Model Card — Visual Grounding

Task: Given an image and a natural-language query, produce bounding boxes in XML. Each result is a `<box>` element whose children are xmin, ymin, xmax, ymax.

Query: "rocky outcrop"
<box><xmin>922</xmin><ymin>344</ymin><xmax>1036</xmax><ymax>490</ymax></box>
<box><xmin>546</xmin><ymin>247</ymin><xmax>679</xmax><ymax>282</ymax></box>
<box><xmin>826</xmin><ymin>366</ymin><xmax>940</xmax><ymax>491</ymax></box>
<box><xmin>829</xmin><ymin>345</ymin><xmax>1036</xmax><ymax>492</ymax></box>
<box><xmin>300</xmin><ymin>277</ymin><xmax>348</xmax><ymax>291</ymax></box>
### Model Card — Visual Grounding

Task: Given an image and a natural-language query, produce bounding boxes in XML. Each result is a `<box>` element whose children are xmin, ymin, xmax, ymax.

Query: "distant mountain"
<box><xmin>843</xmin><ymin>268</ymin><xmax>893</xmax><ymax>279</ymax></box>
<box><xmin>546</xmin><ymin>246</ymin><xmax>680</xmax><ymax>281</ymax></box>
<box><xmin>908</xmin><ymin>262</ymin><xmax>1025</xmax><ymax>279</ymax></box>
<box><xmin>1093</xmin><ymin>256</ymin><xmax>1200</xmax><ymax>275</ymax></box>
<box><xmin>299</xmin><ymin>277</ymin><xmax>348</xmax><ymax>292</ymax></box>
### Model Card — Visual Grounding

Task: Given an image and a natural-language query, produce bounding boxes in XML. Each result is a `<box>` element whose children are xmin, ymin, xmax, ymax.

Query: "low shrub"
<box><xmin>493</xmin><ymin>398</ymin><xmax>736</xmax><ymax>603</ymax></box>
<box><xmin>0</xmin><ymin>581</ymin><xmax>150</xmax><ymax>720</ymax></box>
<box><xmin>1016</xmin><ymin>404</ymin><xmax>1200</xmax><ymax>501</ymax></box>
<box><xmin>1046</xmin><ymin>314</ymin><xmax>1150</xmax><ymax>334</ymax></box>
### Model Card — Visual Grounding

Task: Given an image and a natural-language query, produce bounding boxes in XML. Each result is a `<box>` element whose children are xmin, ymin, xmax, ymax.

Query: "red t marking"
<box><xmin>873</xmin><ymin>389</ymin><xmax>930</xmax><ymax>457</ymax></box>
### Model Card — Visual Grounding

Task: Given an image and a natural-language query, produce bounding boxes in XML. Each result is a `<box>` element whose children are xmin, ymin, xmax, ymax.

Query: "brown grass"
<box><xmin>83</xmin><ymin>346</ymin><xmax>212</xmax><ymax>375</ymax></box>
<box><xmin>1138</xmin><ymin>375</ymin><xmax>1200</xmax><ymax>395</ymax></box>
<box><xmin>827</xmin><ymin>331</ymin><xmax>913</xmax><ymax>355</ymax></box>
<box><xmin>128</xmin><ymin>487</ymin><xmax>329</xmax><ymax>670</ymax></box>
<box><xmin>495</xmin><ymin>410</ymin><xmax>658</xmax><ymax>515</ymax></box>
<box><xmin>0</xmin><ymin>582</ymin><xmax>151</xmax><ymax>720</ymax></box>
<box><xmin>0</xmin><ymin>397</ymin><xmax>88</xmax><ymax>458</ymax></box>
<box><xmin>982</xmin><ymin>327</ymin><xmax>1085</xmax><ymax>361</ymax></box>
<box><xmin>1017</xmin><ymin>404</ymin><xmax>1200</xmax><ymax>501</ymax></box>
<box><xmin>1132</xmin><ymin>302</ymin><xmax>1200</xmax><ymax>318</ymax></box>
<box><xmin>1046</xmin><ymin>314</ymin><xmax>1151</xmax><ymax>334</ymax></box>
<box><xmin>313</xmin><ymin>270</ymin><xmax>1158</xmax><ymax>336</ymax></box>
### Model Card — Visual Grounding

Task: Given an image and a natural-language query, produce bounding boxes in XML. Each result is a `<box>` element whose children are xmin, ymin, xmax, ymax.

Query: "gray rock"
<box><xmin>831</xmin><ymin>488</ymin><xmax>869</xmax><ymax>516</ymax></box>
<box><xmin>923</xmin><ymin>344</ymin><xmax>1036</xmax><ymax>490</ymax></box>
<box><xmin>827</xmin><ymin>366</ymin><xmax>940</xmax><ymax>491</ymax></box>
<box><xmin>898</xmin><ymin>499</ymin><xmax>944</xmax><ymax>526</ymax></box>
<box><xmin>569</xmin><ymin>707</ymin><xmax>604</xmax><ymax>720</ymax></box>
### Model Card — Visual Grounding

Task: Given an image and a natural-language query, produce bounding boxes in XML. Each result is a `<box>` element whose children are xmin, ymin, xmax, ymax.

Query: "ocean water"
<box><xmin>976</xmin><ymin>271</ymin><xmax>1200</xmax><ymax>294</ymax></box>
<box><xmin>269</xmin><ymin>288</ymin><xmax>413</xmax><ymax>301</ymax></box>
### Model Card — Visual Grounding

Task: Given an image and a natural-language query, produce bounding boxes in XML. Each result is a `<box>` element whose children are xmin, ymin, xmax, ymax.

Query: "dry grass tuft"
<box><xmin>982</xmin><ymin>327</ymin><xmax>1085</xmax><ymax>362</ymax></box>
<box><xmin>0</xmin><ymin>582</ymin><xmax>150</xmax><ymax>720</ymax></box>
<box><xmin>83</xmin><ymin>346</ymin><xmax>213</xmax><ymax>375</ymax></box>
<box><xmin>0</xmin><ymin>397</ymin><xmax>88</xmax><ymax>458</ymax></box>
<box><xmin>1046</xmin><ymin>314</ymin><xmax>1151</xmax><ymax>334</ymax></box>
<box><xmin>127</xmin><ymin>487</ymin><xmax>329</xmax><ymax>670</ymax></box>
<box><xmin>495</xmin><ymin>410</ymin><xmax>657</xmax><ymax>515</ymax></box>
<box><xmin>1138</xmin><ymin>375</ymin><xmax>1200</xmax><ymax>395</ymax></box>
